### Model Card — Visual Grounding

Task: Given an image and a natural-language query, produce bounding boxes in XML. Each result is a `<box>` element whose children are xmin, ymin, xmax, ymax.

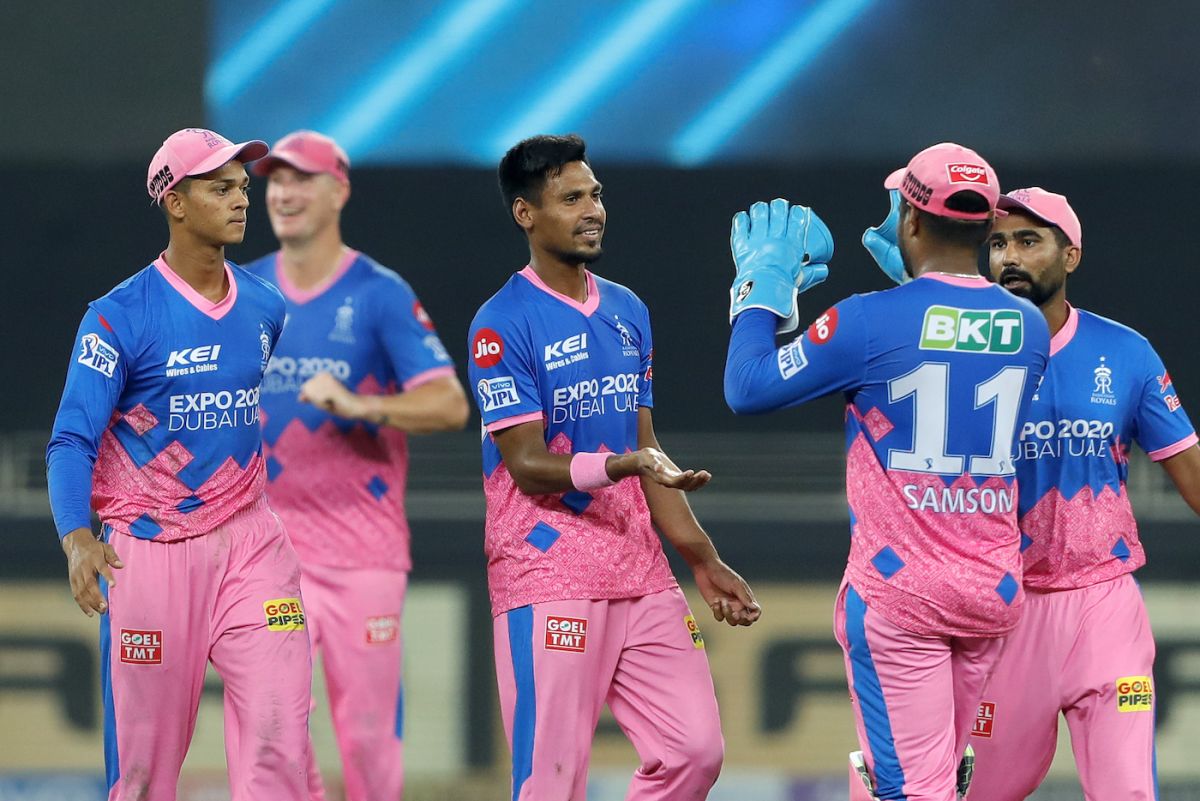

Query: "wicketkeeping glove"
<box><xmin>730</xmin><ymin>198</ymin><xmax>834</xmax><ymax>334</ymax></box>
<box><xmin>862</xmin><ymin>189</ymin><xmax>908</xmax><ymax>285</ymax></box>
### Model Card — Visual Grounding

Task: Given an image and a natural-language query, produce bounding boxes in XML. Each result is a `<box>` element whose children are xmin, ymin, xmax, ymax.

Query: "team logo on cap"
<box><xmin>947</xmin><ymin>164</ymin><xmax>990</xmax><ymax>185</ymax></box>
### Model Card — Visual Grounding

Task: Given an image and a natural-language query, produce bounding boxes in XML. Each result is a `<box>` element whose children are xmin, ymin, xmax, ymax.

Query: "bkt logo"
<box><xmin>544</xmin><ymin>333</ymin><xmax>588</xmax><ymax>362</ymax></box>
<box><xmin>167</xmin><ymin>344</ymin><xmax>221</xmax><ymax>367</ymax></box>
<box><xmin>920</xmin><ymin>306</ymin><xmax>1023</xmax><ymax>353</ymax></box>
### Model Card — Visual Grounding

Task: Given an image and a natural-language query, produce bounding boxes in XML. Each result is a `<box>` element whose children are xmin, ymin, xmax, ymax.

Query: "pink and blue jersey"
<box><xmin>47</xmin><ymin>256</ymin><xmax>285</xmax><ymax>541</ymax></box>
<box><xmin>467</xmin><ymin>267</ymin><xmax>677</xmax><ymax>616</ymax></box>
<box><xmin>726</xmin><ymin>273</ymin><xmax>1050</xmax><ymax>636</ymax></box>
<box><xmin>1014</xmin><ymin>305</ymin><xmax>1196</xmax><ymax>589</ymax></box>
<box><xmin>244</xmin><ymin>250</ymin><xmax>456</xmax><ymax>571</ymax></box>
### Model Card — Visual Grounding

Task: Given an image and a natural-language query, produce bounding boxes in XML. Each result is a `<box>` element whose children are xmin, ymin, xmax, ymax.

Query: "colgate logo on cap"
<box><xmin>947</xmin><ymin>163</ymin><xmax>989</xmax><ymax>184</ymax></box>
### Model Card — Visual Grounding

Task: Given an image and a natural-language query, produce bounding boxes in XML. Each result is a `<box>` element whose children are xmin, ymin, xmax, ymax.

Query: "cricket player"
<box><xmin>245</xmin><ymin>130</ymin><xmax>469</xmax><ymax>801</ymax></box>
<box><xmin>963</xmin><ymin>188</ymin><xmax>1197</xmax><ymax>800</ymax></box>
<box><xmin>46</xmin><ymin>128</ymin><xmax>311</xmax><ymax>801</ymax></box>
<box><xmin>724</xmin><ymin>144</ymin><xmax>1050</xmax><ymax>801</ymax></box>
<box><xmin>469</xmin><ymin>133</ymin><xmax>761</xmax><ymax>801</ymax></box>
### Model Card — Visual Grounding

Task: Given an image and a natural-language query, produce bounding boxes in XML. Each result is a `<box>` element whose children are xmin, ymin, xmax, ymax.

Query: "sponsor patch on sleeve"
<box><xmin>684</xmin><ymin>614</ymin><xmax>705</xmax><ymax>649</ymax></box>
<box><xmin>477</xmin><ymin>376</ymin><xmax>520</xmax><ymax>413</ymax></box>
<box><xmin>263</xmin><ymin>598</ymin><xmax>306</xmax><ymax>631</ymax></box>
<box><xmin>807</xmin><ymin>308</ymin><xmax>838</xmax><ymax>345</ymax></box>
<box><xmin>472</xmin><ymin>328</ymin><xmax>504</xmax><ymax>368</ymax></box>
<box><xmin>1115</xmin><ymin>676</ymin><xmax>1153</xmax><ymax>712</ymax></box>
<box><xmin>78</xmin><ymin>333</ymin><xmax>119</xmax><ymax>378</ymax></box>
<box><xmin>778</xmin><ymin>337</ymin><xmax>807</xmax><ymax>379</ymax></box>
<box><xmin>544</xmin><ymin>615</ymin><xmax>587</xmax><ymax>653</ymax></box>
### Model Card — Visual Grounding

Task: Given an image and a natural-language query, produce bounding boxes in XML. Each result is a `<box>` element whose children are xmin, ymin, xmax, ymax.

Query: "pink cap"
<box><xmin>147</xmin><ymin>128</ymin><xmax>268</xmax><ymax>204</ymax></box>
<box><xmin>884</xmin><ymin>142</ymin><xmax>1000</xmax><ymax>221</ymax></box>
<box><xmin>251</xmin><ymin>130</ymin><xmax>350</xmax><ymax>183</ymax></box>
<box><xmin>997</xmin><ymin>187</ymin><xmax>1082</xmax><ymax>247</ymax></box>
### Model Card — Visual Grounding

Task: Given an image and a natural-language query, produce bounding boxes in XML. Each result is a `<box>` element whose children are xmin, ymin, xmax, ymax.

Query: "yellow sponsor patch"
<box><xmin>263</xmin><ymin>598</ymin><xmax>306</xmax><ymax>631</ymax></box>
<box><xmin>684</xmin><ymin>614</ymin><xmax>705</xmax><ymax>649</ymax></box>
<box><xmin>1115</xmin><ymin>675</ymin><xmax>1153</xmax><ymax>712</ymax></box>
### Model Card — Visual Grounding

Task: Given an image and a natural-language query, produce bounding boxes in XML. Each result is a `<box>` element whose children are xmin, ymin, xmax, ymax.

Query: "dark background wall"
<box><xmin>3</xmin><ymin>1</ymin><xmax>1198</xmax><ymax>582</ymax></box>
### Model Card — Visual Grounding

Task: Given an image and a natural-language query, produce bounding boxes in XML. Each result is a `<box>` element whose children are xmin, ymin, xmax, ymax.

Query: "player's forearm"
<box><xmin>361</xmin><ymin>379</ymin><xmax>470</xmax><ymax>433</ymax></box>
<box><xmin>641</xmin><ymin>478</ymin><xmax>719</xmax><ymax>567</ymax></box>
<box><xmin>46</xmin><ymin>442</ymin><xmax>96</xmax><ymax>538</ymax></box>
<box><xmin>1159</xmin><ymin>444</ymin><xmax>1200</xmax><ymax>516</ymax></box>
<box><xmin>725</xmin><ymin>310</ymin><xmax>792</xmax><ymax>414</ymax></box>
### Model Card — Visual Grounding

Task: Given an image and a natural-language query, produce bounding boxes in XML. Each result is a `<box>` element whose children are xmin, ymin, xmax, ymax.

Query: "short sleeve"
<box><xmin>1133</xmin><ymin>342</ymin><xmax>1197</xmax><ymax>460</ymax></box>
<box><xmin>467</xmin><ymin>307</ymin><xmax>543</xmax><ymax>432</ymax></box>
<box><xmin>373</xmin><ymin>274</ymin><xmax>456</xmax><ymax>389</ymax></box>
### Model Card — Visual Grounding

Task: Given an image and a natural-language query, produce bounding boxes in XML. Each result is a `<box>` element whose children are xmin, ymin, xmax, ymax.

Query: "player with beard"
<box><xmin>727</xmin><ymin>144</ymin><xmax>1050</xmax><ymax>801</ymax></box>
<box><xmin>966</xmin><ymin>189</ymin><xmax>1199</xmax><ymax>800</ymax></box>
<box><xmin>468</xmin><ymin>133</ymin><xmax>761</xmax><ymax>801</ymax></box>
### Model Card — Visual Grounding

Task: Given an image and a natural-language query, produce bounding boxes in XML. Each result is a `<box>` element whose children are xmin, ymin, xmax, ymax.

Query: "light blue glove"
<box><xmin>730</xmin><ymin>197</ymin><xmax>834</xmax><ymax>334</ymax></box>
<box><xmin>862</xmin><ymin>189</ymin><xmax>909</xmax><ymax>285</ymax></box>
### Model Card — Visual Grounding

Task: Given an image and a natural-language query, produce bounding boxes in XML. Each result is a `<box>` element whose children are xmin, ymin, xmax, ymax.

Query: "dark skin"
<box><xmin>60</xmin><ymin>160</ymin><xmax>253</xmax><ymax>617</ymax></box>
<box><xmin>988</xmin><ymin>209</ymin><xmax>1200</xmax><ymax>514</ymax></box>
<box><xmin>499</xmin><ymin>159</ymin><xmax>761</xmax><ymax>626</ymax></box>
<box><xmin>898</xmin><ymin>200</ymin><xmax>993</xmax><ymax>279</ymax></box>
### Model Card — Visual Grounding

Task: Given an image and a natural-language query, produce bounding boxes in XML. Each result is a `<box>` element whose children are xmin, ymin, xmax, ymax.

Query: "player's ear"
<box><xmin>512</xmin><ymin>197</ymin><xmax>535</xmax><ymax>232</ymax></box>
<box><xmin>334</xmin><ymin>180</ymin><xmax>350</xmax><ymax>211</ymax></box>
<box><xmin>161</xmin><ymin>189</ymin><xmax>188</xmax><ymax>223</ymax></box>
<box><xmin>1063</xmin><ymin>244</ymin><xmax>1082</xmax><ymax>275</ymax></box>
<box><xmin>899</xmin><ymin>200</ymin><xmax>919</xmax><ymax>239</ymax></box>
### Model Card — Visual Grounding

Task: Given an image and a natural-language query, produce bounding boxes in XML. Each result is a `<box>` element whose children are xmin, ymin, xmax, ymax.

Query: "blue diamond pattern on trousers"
<box><xmin>871</xmin><ymin>546</ymin><xmax>905</xmax><ymax>580</ymax></box>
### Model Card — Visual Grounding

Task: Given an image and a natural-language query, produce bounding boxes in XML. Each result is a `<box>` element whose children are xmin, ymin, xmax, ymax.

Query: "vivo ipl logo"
<box><xmin>919</xmin><ymin>306</ymin><xmax>1023</xmax><ymax>354</ymax></box>
<box><xmin>78</xmin><ymin>333</ymin><xmax>119</xmax><ymax>378</ymax></box>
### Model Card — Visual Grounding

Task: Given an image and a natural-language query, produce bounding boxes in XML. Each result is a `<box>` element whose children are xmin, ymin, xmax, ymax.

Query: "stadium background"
<box><xmin>2</xmin><ymin>1</ymin><xmax>1199</xmax><ymax>799</ymax></box>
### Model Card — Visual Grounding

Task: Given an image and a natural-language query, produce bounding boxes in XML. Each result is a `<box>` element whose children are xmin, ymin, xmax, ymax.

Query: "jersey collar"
<box><xmin>274</xmin><ymin>248</ymin><xmax>359</xmax><ymax>304</ymax></box>
<box><xmin>518</xmin><ymin>266</ymin><xmax>600</xmax><ymax>317</ymax></box>
<box><xmin>1049</xmin><ymin>303</ymin><xmax>1079</xmax><ymax>357</ymax></box>
<box><xmin>154</xmin><ymin>254</ymin><xmax>238</xmax><ymax>320</ymax></box>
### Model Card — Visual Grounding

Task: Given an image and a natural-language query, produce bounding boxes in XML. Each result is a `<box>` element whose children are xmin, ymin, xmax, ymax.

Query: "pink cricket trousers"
<box><xmin>494</xmin><ymin>587</ymin><xmax>724</xmax><ymax>801</ymax></box>
<box><xmin>969</xmin><ymin>574</ymin><xmax>1158</xmax><ymax>801</ymax></box>
<box><xmin>835</xmin><ymin>581</ymin><xmax>1005</xmax><ymax>801</ymax></box>
<box><xmin>100</xmin><ymin>501</ymin><xmax>312</xmax><ymax>801</ymax></box>
<box><xmin>300</xmin><ymin>565</ymin><xmax>408</xmax><ymax>801</ymax></box>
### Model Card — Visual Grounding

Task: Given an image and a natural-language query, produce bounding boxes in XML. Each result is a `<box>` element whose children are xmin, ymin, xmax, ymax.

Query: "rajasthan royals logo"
<box><xmin>614</xmin><ymin>315</ymin><xmax>638</xmax><ymax>357</ymax></box>
<box><xmin>329</xmin><ymin>297</ymin><xmax>356</xmax><ymax>344</ymax></box>
<box><xmin>259</xmin><ymin>324</ymin><xmax>272</xmax><ymax>373</ymax></box>
<box><xmin>1091</xmin><ymin>356</ymin><xmax>1116</xmax><ymax>406</ymax></box>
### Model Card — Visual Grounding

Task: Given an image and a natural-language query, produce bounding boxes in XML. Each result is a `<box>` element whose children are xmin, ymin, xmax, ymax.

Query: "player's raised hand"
<box><xmin>862</xmin><ymin>189</ymin><xmax>909</xmax><ymax>285</ymax></box>
<box><xmin>627</xmin><ymin>447</ymin><xmax>711</xmax><ymax>492</ymax></box>
<box><xmin>61</xmin><ymin>527</ymin><xmax>124</xmax><ymax>617</ymax></box>
<box><xmin>729</xmin><ymin>198</ymin><xmax>834</xmax><ymax>334</ymax></box>
<box><xmin>299</xmin><ymin>372</ymin><xmax>366</xmax><ymax>419</ymax></box>
<box><xmin>692</xmin><ymin>557</ymin><xmax>762</xmax><ymax>627</ymax></box>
